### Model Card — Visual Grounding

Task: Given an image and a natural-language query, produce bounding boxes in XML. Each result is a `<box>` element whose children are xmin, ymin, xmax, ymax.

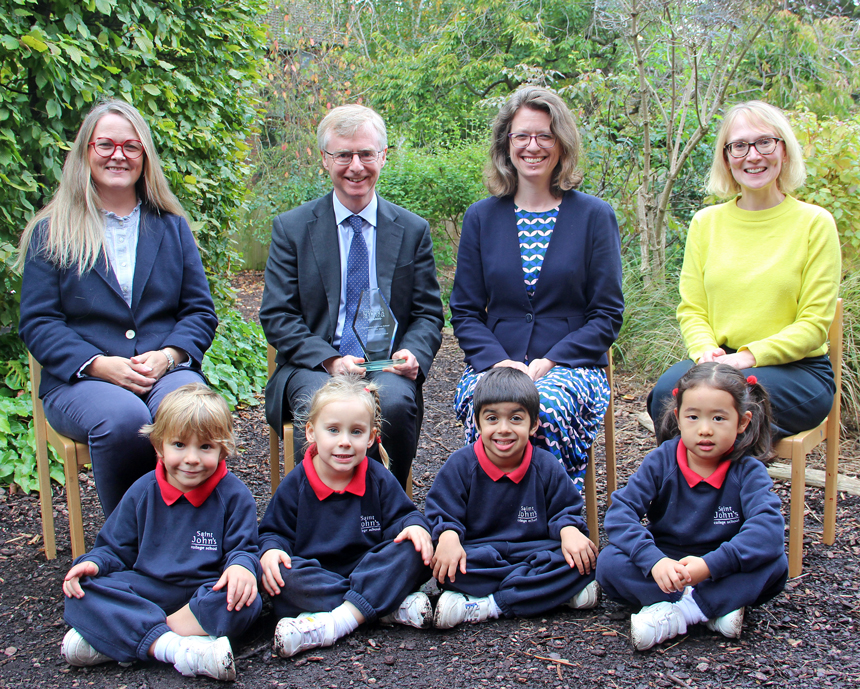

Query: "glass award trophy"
<box><xmin>352</xmin><ymin>288</ymin><xmax>406</xmax><ymax>371</ymax></box>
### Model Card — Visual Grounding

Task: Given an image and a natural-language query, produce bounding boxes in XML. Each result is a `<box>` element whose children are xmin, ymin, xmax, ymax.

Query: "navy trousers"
<box><xmin>43</xmin><ymin>368</ymin><xmax>206</xmax><ymax>517</ymax></box>
<box><xmin>596</xmin><ymin>543</ymin><xmax>788</xmax><ymax>619</ymax></box>
<box><xmin>647</xmin><ymin>355</ymin><xmax>834</xmax><ymax>438</ymax></box>
<box><xmin>270</xmin><ymin>539</ymin><xmax>429</xmax><ymax>623</ymax></box>
<box><xmin>64</xmin><ymin>570</ymin><xmax>262</xmax><ymax>662</ymax></box>
<box><xmin>286</xmin><ymin>368</ymin><xmax>420</xmax><ymax>488</ymax></box>
<box><xmin>444</xmin><ymin>539</ymin><xmax>594</xmax><ymax>618</ymax></box>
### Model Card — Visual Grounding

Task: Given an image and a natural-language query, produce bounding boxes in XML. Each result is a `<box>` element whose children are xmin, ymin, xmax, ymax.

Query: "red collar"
<box><xmin>474</xmin><ymin>439</ymin><xmax>532</xmax><ymax>483</ymax></box>
<box><xmin>303</xmin><ymin>445</ymin><xmax>368</xmax><ymax>500</ymax></box>
<box><xmin>156</xmin><ymin>460</ymin><xmax>227</xmax><ymax>507</ymax></box>
<box><xmin>676</xmin><ymin>440</ymin><xmax>731</xmax><ymax>488</ymax></box>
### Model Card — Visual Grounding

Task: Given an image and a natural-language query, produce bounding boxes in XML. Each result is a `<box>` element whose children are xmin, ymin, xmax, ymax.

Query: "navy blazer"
<box><xmin>19</xmin><ymin>205</ymin><xmax>218</xmax><ymax>397</ymax></box>
<box><xmin>260</xmin><ymin>191</ymin><xmax>444</xmax><ymax>429</ymax></box>
<box><xmin>449</xmin><ymin>191</ymin><xmax>623</xmax><ymax>372</ymax></box>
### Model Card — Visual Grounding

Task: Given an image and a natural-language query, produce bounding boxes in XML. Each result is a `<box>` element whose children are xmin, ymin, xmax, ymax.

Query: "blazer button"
<box><xmin>125</xmin><ymin>330</ymin><xmax>135</xmax><ymax>339</ymax></box>
<box><xmin>525</xmin><ymin>314</ymin><xmax>533</xmax><ymax>323</ymax></box>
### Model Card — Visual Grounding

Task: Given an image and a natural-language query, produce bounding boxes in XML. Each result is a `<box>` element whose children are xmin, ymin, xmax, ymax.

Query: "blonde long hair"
<box><xmin>16</xmin><ymin>99</ymin><xmax>187</xmax><ymax>274</ymax></box>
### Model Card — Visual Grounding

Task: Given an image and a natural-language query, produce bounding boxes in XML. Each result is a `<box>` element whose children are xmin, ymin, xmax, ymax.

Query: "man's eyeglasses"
<box><xmin>324</xmin><ymin>149</ymin><xmax>382</xmax><ymax>165</ymax></box>
<box><xmin>508</xmin><ymin>133</ymin><xmax>557</xmax><ymax>149</ymax></box>
<box><xmin>724</xmin><ymin>137</ymin><xmax>783</xmax><ymax>159</ymax></box>
<box><xmin>89</xmin><ymin>138</ymin><xmax>145</xmax><ymax>159</ymax></box>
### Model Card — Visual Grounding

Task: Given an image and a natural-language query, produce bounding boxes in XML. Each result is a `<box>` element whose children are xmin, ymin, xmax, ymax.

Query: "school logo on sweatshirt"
<box><xmin>360</xmin><ymin>515</ymin><xmax>381</xmax><ymax>533</ymax></box>
<box><xmin>517</xmin><ymin>505</ymin><xmax>537</xmax><ymax>523</ymax></box>
<box><xmin>190</xmin><ymin>530</ymin><xmax>219</xmax><ymax>552</ymax></box>
<box><xmin>713</xmin><ymin>505</ymin><xmax>740</xmax><ymax>526</ymax></box>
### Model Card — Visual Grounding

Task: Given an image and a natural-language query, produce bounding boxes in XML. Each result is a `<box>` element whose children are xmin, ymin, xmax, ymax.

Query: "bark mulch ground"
<box><xmin>0</xmin><ymin>271</ymin><xmax>858</xmax><ymax>688</ymax></box>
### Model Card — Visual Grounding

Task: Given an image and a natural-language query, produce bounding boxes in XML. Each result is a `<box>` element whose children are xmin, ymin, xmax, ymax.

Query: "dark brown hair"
<box><xmin>473</xmin><ymin>367</ymin><xmax>541</xmax><ymax>428</ymax></box>
<box><xmin>657</xmin><ymin>362</ymin><xmax>775</xmax><ymax>464</ymax></box>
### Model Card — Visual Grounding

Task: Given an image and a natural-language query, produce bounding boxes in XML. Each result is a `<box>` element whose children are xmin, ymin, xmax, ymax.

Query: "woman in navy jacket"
<box><xmin>18</xmin><ymin>100</ymin><xmax>217</xmax><ymax>516</ymax></box>
<box><xmin>450</xmin><ymin>88</ymin><xmax>623</xmax><ymax>490</ymax></box>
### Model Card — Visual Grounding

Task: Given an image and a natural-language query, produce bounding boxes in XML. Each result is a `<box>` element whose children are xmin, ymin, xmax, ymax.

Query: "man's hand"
<box><xmin>651</xmin><ymin>557</ymin><xmax>691</xmax><ymax>594</ymax></box>
<box><xmin>260</xmin><ymin>549</ymin><xmax>292</xmax><ymax>596</ymax></box>
<box><xmin>84</xmin><ymin>356</ymin><xmax>157</xmax><ymax>394</ymax></box>
<box><xmin>63</xmin><ymin>561</ymin><xmax>100</xmax><ymax>599</ymax></box>
<box><xmin>323</xmin><ymin>355</ymin><xmax>366</xmax><ymax>376</ymax></box>
<box><xmin>560</xmin><ymin>526</ymin><xmax>598</xmax><ymax>574</ymax></box>
<box><xmin>385</xmin><ymin>349</ymin><xmax>419</xmax><ymax>380</ymax></box>
<box><xmin>431</xmin><ymin>530</ymin><xmax>467</xmax><ymax>584</ymax></box>
<box><xmin>394</xmin><ymin>525</ymin><xmax>434</xmax><ymax>565</ymax></box>
<box><xmin>213</xmin><ymin>564</ymin><xmax>258</xmax><ymax>611</ymax></box>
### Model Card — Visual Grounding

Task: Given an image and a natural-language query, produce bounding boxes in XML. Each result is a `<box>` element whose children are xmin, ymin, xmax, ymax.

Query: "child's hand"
<box><xmin>62</xmin><ymin>561</ymin><xmax>100</xmax><ymax>599</ymax></box>
<box><xmin>213</xmin><ymin>564</ymin><xmax>258</xmax><ymax>612</ymax></box>
<box><xmin>678</xmin><ymin>556</ymin><xmax>711</xmax><ymax>586</ymax></box>
<box><xmin>394</xmin><ymin>525</ymin><xmax>434</xmax><ymax>566</ymax></box>
<box><xmin>431</xmin><ymin>530</ymin><xmax>467</xmax><ymax>584</ymax></box>
<box><xmin>260</xmin><ymin>549</ymin><xmax>292</xmax><ymax>596</ymax></box>
<box><xmin>651</xmin><ymin>557</ymin><xmax>691</xmax><ymax>594</ymax></box>
<box><xmin>560</xmin><ymin>526</ymin><xmax>598</xmax><ymax>575</ymax></box>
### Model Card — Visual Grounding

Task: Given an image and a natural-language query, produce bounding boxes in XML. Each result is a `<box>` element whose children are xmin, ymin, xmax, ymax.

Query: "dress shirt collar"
<box><xmin>303</xmin><ymin>445</ymin><xmax>368</xmax><ymax>500</ymax></box>
<box><xmin>155</xmin><ymin>459</ymin><xmax>227</xmax><ymax>506</ymax></box>
<box><xmin>474</xmin><ymin>439</ymin><xmax>533</xmax><ymax>484</ymax></box>
<box><xmin>676</xmin><ymin>439</ymin><xmax>731</xmax><ymax>489</ymax></box>
<box><xmin>332</xmin><ymin>192</ymin><xmax>378</xmax><ymax>229</ymax></box>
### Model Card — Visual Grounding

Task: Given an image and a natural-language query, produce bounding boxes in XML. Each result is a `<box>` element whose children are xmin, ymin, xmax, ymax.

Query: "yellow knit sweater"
<box><xmin>677</xmin><ymin>195</ymin><xmax>841</xmax><ymax>367</ymax></box>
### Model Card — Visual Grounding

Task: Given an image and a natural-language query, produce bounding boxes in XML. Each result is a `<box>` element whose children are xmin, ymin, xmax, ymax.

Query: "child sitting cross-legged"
<box><xmin>259</xmin><ymin>376</ymin><xmax>434</xmax><ymax>658</ymax></box>
<box><xmin>426</xmin><ymin>367</ymin><xmax>599</xmax><ymax>628</ymax></box>
<box><xmin>596</xmin><ymin>363</ymin><xmax>789</xmax><ymax>651</ymax></box>
<box><xmin>62</xmin><ymin>383</ymin><xmax>262</xmax><ymax>681</ymax></box>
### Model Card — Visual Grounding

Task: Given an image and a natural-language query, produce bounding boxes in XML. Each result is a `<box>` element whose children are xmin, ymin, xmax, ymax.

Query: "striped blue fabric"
<box><xmin>516</xmin><ymin>205</ymin><xmax>558</xmax><ymax>298</ymax></box>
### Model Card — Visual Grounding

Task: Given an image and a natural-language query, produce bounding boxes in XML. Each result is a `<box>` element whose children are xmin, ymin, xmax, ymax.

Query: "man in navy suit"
<box><xmin>260</xmin><ymin>104</ymin><xmax>444</xmax><ymax>487</ymax></box>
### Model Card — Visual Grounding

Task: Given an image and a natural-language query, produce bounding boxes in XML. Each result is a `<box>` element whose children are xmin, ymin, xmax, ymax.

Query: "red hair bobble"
<box><xmin>672</xmin><ymin>388</ymin><xmax>678</xmax><ymax>397</ymax></box>
<box><xmin>746</xmin><ymin>375</ymin><xmax>757</xmax><ymax>385</ymax></box>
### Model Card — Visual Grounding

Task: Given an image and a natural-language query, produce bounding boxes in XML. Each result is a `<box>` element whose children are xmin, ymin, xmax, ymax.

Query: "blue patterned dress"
<box><xmin>453</xmin><ymin>205</ymin><xmax>610</xmax><ymax>492</ymax></box>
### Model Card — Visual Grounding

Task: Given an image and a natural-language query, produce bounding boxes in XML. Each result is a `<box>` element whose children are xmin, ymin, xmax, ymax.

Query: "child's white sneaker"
<box><xmin>173</xmin><ymin>635</ymin><xmax>236</xmax><ymax>681</ymax></box>
<box><xmin>630</xmin><ymin>601</ymin><xmax>688</xmax><ymax>651</ymax></box>
<box><xmin>705</xmin><ymin>607</ymin><xmax>744</xmax><ymax>639</ymax></box>
<box><xmin>274</xmin><ymin>612</ymin><xmax>338</xmax><ymax>657</ymax></box>
<box><xmin>433</xmin><ymin>591</ymin><xmax>492</xmax><ymax>629</ymax></box>
<box><xmin>62</xmin><ymin>628</ymin><xmax>112</xmax><ymax>667</ymax></box>
<box><xmin>567</xmin><ymin>580</ymin><xmax>601</xmax><ymax>610</ymax></box>
<box><xmin>379</xmin><ymin>592</ymin><xmax>433</xmax><ymax>628</ymax></box>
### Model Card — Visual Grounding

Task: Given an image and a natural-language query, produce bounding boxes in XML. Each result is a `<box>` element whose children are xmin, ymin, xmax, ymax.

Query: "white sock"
<box><xmin>676</xmin><ymin>588</ymin><xmax>708</xmax><ymax>625</ymax></box>
<box><xmin>152</xmin><ymin>631</ymin><xmax>184</xmax><ymax>664</ymax></box>
<box><xmin>487</xmin><ymin>595</ymin><xmax>502</xmax><ymax>619</ymax></box>
<box><xmin>331</xmin><ymin>603</ymin><xmax>360</xmax><ymax>639</ymax></box>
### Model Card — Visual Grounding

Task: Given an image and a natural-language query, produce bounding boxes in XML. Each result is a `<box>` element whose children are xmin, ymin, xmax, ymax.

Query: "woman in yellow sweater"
<box><xmin>648</xmin><ymin>101</ymin><xmax>841</xmax><ymax>437</ymax></box>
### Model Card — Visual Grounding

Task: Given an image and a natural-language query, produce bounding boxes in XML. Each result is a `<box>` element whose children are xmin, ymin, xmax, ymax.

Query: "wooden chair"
<box><xmin>29</xmin><ymin>353</ymin><xmax>91</xmax><ymax>560</ymax></box>
<box><xmin>584</xmin><ymin>350</ymin><xmax>617</xmax><ymax>548</ymax></box>
<box><xmin>266</xmin><ymin>344</ymin><xmax>412</xmax><ymax>498</ymax></box>
<box><xmin>777</xmin><ymin>298</ymin><xmax>843</xmax><ymax>578</ymax></box>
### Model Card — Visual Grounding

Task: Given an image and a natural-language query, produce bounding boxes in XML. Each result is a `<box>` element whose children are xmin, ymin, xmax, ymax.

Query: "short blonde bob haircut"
<box><xmin>317</xmin><ymin>104</ymin><xmax>387</xmax><ymax>152</ymax></box>
<box><xmin>141</xmin><ymin>383</ymin><xmax>236</xmax><ymax>458</ymax></box>
<box><xmin>706</xmin><ymin>100</ymin><xmax>807</xmax><ymax>199</ymax></box>
<box><xmin>486</xmin><ymin>87</ymin><xmax>583</xmax><ymax>198</ymax></box>
<box><xmin>17</xmin><ymin>99</ymin><xmax>186</xmax><ymax>275</ymax></box>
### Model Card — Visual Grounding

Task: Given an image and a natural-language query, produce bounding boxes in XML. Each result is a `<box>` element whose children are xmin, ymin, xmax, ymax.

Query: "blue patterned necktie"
<box><xmin>339</xmin><ymin>214</ymin><xmax>369</xmax><ymax>358</ymax></box>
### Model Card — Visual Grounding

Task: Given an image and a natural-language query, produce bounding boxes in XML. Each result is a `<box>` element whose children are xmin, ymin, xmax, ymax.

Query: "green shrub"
<box><xmin>202</xmin><ymin>309</ymin><xmax>267</xmax><ymax>411</ymax></box>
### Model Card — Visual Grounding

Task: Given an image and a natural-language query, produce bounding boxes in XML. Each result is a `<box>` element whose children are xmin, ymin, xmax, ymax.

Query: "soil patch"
<box><xmin>0</xmin><ymin>272</ymin><xmax>857</xmax><ymax>688</ymax></box>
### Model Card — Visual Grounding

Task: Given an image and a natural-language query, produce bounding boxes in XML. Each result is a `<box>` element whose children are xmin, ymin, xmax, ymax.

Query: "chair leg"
<box><xmin>787</xmin><ymin>440</ymin><xmax>806</xmax><ymax>579</ymax></box>
<box><xmin>584</xmin><ymin>445</ymin><xmax>599</xmax><ymax>548</ymax></box>
<box><xmin>604</xmin><ymin>400</ymin><xmax>616</xmax><ymax>506</ymax></box>
<box><xmin>283</xmin><ymin>423</ymin><xmax>295</xmax><ymax>476</ymax></box>
<box><xmin>407</xmin><ymin>466</ymin><xmax>413</xmax><ymax>501</ymax></box>
<box><xmin>35</xmin><ymin>423</ymin><xmax>56</xmax><ymax>560</ymax></box>
<box><xmin>269</xmin><ymin>425</ymin><xmax>281</xmax><ymax>495</ymax></box>
<box><xmin>65</xmin><ymin>445</ymin><xmax>87</xmax><ymax>560</ymax></box>
<box><xmin>823</xmin><ymin>414</ymin><xmax>839</xmax><ymax>546</ymax></box>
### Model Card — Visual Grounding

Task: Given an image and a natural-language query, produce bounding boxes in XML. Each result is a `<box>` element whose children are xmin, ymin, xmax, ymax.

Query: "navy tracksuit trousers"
<box><xmin>596</xmin><ymin>543</ymin><xmax>788</xmax><ymax>618</ymax></box>
<box><xmin>444</xmin><ymin>539</ymin><xmax>594</xmax><ymax>617</ymax></box>
<box><xmin>271</xmin><ymin>539</ymin><xmax>429</xmax><ymax>623</ymax></box>
<box><xmin>64</xmin><ymin>571</ymin><xmax>262</xmax><ymax>662</ymax></box>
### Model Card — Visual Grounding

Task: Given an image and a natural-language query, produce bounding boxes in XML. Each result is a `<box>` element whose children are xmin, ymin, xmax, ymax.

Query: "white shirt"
<box><xmin>332</xmin><ymin>193</ymin><xmax>379</xmax><ymax>345</ymax></box>
<box><xmin>102</xmin><ymin>202</ymin><xmax>141</xmax><ymax>307</ymax></box>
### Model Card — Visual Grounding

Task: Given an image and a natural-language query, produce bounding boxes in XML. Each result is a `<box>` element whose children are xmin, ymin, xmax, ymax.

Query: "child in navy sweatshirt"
<box><xmin>426</xmin><ymin>367</ymin><xmax>599</xmax><ymax>628</ymax></box>
<box><xmin>259</xmin><ymin>376</ymin><xmax>433</xmax><ymax>658</ymax></box>
<box><xmin>596</xmin><ymin>363</ymin><xmax>788</xmax><ymax>651</ymax></box>
<box><xmin>61</xmin><ymin>384</ymin><xmax>262</xmax><ymax>680</ymax></box>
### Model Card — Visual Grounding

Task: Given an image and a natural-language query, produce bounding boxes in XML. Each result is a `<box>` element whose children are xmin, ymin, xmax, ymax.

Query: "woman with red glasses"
<box><xmin>648</xmin><ymin>101</ymin><xmax>841</xmax><ymax>438</ymax></box>
<box><xmin>18</xmin><ymin>100</ymin><xmax>217</xmax><ymax>516</ymax></box>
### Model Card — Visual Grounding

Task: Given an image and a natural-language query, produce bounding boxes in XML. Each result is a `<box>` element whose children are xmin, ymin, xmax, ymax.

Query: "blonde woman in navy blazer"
<box><xmin>450</xmin><ymin>88</ymin><xmax>623</xmax><ymax>490</ymax></box>
<box><xmin>18</xmin><ymin>100</ymin><xmax>217</xmax><ymax>516</ymax></box>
